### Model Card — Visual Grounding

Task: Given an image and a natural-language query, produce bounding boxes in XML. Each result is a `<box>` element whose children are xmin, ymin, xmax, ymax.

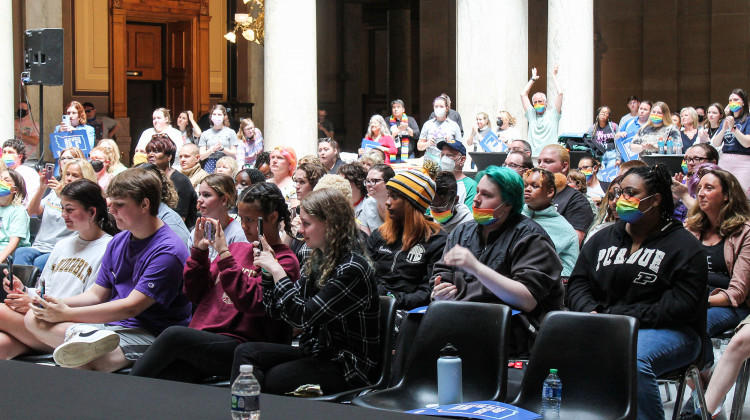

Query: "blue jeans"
<box><xmin>13</xmin><ymin>247</ymin><xmax>51</xmax><ymax>273</ymax></box>
<box><xmin>705</xmin><ymin>305</ymin><xmax>750</xmax><ymax>365</ymax></box>
<box><xmin>637</xmin><ymin>326</ymin><xmax>701</xmax><ymax>420</ymax></box>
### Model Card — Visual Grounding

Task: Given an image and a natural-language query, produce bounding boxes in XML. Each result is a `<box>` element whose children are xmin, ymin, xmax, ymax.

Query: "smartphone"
<box><xmin>6</xmin><ymin>255</ymin><xmax>12</xmax><ymax>292</ymax></box>
<box><xmin>204</xmin><ymin>220</ymin><xmax>215</xmax><ymax>241</ymax></box>
<box><xmin>257</xmin><ymin>217</ymin><xmax>264</xmax><ymax>251</ymax></box>
<box><xmin>62</xmin><ymin>115</ymin><xmax>70</xmax><ymax>126</ymax></box>
<box><xmin>39</xmin><ymin>279</ymin><xmax>45</xmax><ymax>308</ymax></box>
<box><xmin>44</xmin><ymin>163</ymin><xmax>55</xmax><ymax>182</ymax></box>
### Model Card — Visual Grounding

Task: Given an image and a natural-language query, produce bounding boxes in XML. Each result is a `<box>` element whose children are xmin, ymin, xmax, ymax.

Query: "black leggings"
<box><xmin>231</xmin><ymin>342</ymin><xmax>349</xmax><ymax>395</ymax></box>
<box><xmin>129</xmin><ymin>326</ymin><xmax>240</xmax><ymax>383</ymax></box>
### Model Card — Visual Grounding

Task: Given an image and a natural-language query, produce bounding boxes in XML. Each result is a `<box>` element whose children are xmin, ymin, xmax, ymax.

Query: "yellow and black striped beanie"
<box><xmin>386</xmin><ymin>169</ymin><xmax>436</xmax><ymax>213</ymax></box>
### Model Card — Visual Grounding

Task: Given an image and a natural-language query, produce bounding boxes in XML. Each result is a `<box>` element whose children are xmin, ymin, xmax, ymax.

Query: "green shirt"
<box><xmin>0</xmin><ymin>204</ymin><xmax>30</xmax><ymax>250</ymax></box>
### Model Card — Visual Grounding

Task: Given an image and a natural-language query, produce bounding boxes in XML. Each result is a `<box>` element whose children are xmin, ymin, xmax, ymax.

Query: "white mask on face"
<box><xmin>212</xmin><ymin>116</ymin><xmax>224</xmax><ymax>126</ymax></box>
<box><xmin>440</xmin><ymin>155</ymin><xmax>456</xmax><ymax>172</ymax></box>
<box><xmin>434</xmin><ymin>108</ymin><xmax>446</xmax><ymax>118</ymax></box>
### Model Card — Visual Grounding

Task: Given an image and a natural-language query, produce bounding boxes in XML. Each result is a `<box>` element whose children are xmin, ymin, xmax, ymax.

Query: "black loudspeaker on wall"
<box><xmin>24</xmin><ymin>28</ymin><xmax>64</xmax><ymax>86</ymax></box>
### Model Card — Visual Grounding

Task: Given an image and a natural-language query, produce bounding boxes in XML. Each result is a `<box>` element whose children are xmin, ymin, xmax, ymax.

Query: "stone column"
<box><xmin>264</xmin><ymin>0</ymin><xmax>317</xmax><ymax>157</ymax></box>
<box><xmin>0</xmin><ymin>1</ymin><xmax>14</xmax><ymax>142</ymax></box>
<box><xmin>456</xmin><ymin>0</ymin><xmax>528</xmax><ymax>162</ymax></box>
<box><xmin>547</xmin><ymin>0</ymin><xmax>594</xmax><ymax>134</ymax></box>
<box><xmin>387</xmin><ymin>1</ymin><xmax>411</xmax><ymax>107</ymax></box>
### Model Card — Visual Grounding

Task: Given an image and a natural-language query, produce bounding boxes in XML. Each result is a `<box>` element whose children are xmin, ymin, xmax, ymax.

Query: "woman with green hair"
<box><xmin>431</xmin><ymin>165</ymin><xmax>564</xmax><ymax>357</ymax></box>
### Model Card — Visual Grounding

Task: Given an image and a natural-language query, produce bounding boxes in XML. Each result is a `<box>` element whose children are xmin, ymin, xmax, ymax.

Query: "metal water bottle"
<box><xmin>437</xmin><ymin>343</ymin><xmax>462</xmax><ymax>405</ymax></box>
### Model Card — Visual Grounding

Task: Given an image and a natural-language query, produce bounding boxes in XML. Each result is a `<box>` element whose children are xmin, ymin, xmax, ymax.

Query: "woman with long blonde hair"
<box><xmin>233</xmin><ymin>188</ymin><xmax>379</xmax><ymax>395</ymax></box>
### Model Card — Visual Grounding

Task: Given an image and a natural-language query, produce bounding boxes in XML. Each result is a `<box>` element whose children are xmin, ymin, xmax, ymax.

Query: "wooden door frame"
<box><xmin>109</xmin><ymin>0</ymin><xmax>211</xmax><ymax>119</ymax></box>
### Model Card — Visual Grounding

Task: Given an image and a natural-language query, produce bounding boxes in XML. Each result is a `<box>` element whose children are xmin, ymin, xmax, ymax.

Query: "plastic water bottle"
<box><xmin>666</xmin><ymin>138</ymin><xmax>674</xmax><ymax>154</ymax></box>
<box><xmin>231</xmin><ymin>365</ymin><xmax>261</xmax><ymax>420</ymax></box>
<box><xmin>657</xmin><ymin>138</ymin><xmax>665</xmax><ymax>154</ymax></box>
<box><xmin>437</xmin><ymin>343</ymin><xmax>462</xmax><ymax>405</ymax></box>
<box><xmin>541</xmin><ymin>368</ymin><xmax>562</xmax><ymax>419</ymax></box>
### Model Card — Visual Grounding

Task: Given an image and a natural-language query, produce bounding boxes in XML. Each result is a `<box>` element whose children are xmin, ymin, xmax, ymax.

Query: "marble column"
<box><xmin>264</xmin><ymin>0</ymin><xmax>317</xmax><ymax>157</ymax></box>
<box><xmin>25</xmin><ymin>0</ymin><xmax>63</xmax><ymax>162</ymax></box>
<box><xmin>547</xmin><ymin>0</ymin><xmax>594</xmax><ymax>134</ymax></box>
<box><xmin>387</xmin><ymin>1</ymin><xmax>411</xmax><ymax>107</ymax></box>
<box><xmin>456</xmin><ymin>0</ymin><xmax>528</xmax><ymax>162</ymax></box>
<box><xmin>0</xmin><ymin>1</ymin><xmax>14</xmax><ymax>143</ymax></box>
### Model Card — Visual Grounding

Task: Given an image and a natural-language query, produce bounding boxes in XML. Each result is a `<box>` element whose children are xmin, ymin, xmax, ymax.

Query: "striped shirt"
<box><xmin>262</xmin><ymin>252</ymin><xmax>380</xmax><ymax>386</ymax></box>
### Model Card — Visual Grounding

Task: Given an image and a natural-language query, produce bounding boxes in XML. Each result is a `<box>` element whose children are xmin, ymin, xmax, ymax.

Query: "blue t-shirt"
<box><xmin>722</xmin><ymin>114</ymin><xmax>750</xmax><ymax>155</ymax></box>
<box><xmin>95</xmin><ymin>224</ymin><xmax>191</xmax><ymax>334</ymax></box>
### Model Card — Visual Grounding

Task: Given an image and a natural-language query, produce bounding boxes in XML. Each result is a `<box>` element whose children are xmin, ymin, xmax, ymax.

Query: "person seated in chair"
<box><xmin>567</xmin><ymin>165</ymin><xmax>707</xmax><ymax>420</ymax></box>
<box><xmin>24</xmin><ymin>168</ymin><xmax>192</xmax><ymax>372</ymax></box>
<box><xmin>429</xmin><ymin>171</ymin><xmax>473</xmax><ymax>234</ymax></box>
<box><xmin>367</xmin><ymin>169</ymin><xmax>447</xmax><ymax>311</ymax></box>
<box><xmin>431</xmin><ymin>166</ymin><xmax>563</xmax><ymax>358</ymax></box>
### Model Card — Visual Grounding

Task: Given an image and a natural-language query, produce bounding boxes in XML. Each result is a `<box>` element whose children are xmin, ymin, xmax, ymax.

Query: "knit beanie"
<box><xmin>386</xmin><ymin>169</ymin><xmax>436</xmax><ymax>213</ymax></box>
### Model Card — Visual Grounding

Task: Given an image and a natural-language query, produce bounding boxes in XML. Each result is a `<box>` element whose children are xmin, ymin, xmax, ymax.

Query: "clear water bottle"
<box><xmin>231</xmin><ymin>364</ymin><xmax>261</xmax><ymax>420</ymax></box>
<box><xmin>541</xmin><ymin>368</ymin><xmax>561</xmax><ymax>419</ymax></box>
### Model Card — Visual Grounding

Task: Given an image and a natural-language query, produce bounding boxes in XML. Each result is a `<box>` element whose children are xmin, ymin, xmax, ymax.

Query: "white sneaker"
<box><xmin>53</xmin><ymin>325</ymin><xmax>120</xmax><ymax>368</ymax></box>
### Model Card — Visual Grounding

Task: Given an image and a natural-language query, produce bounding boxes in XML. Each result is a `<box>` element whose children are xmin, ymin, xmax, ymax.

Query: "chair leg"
<box><xmin>687</xmin><ymin>366</ymin><xmax>709</xmax><ymax>420</ymax></box>
<box><xmin>659</xmin><ymin>380</ymin><xmax>673</xmax><ymax>402</ymax></box>
<box><xmin>730</xmin><ymin>359</ymin><xmax>750</xmax><ymax>420</ymax></box>
<box><xmin>672</xmin><ymin>373</ymin><xmax>688</xmax><ymax>420</ymax></box>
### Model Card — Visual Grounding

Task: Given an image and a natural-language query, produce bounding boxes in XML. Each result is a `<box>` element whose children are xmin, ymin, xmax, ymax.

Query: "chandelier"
<box><xmin>224</xmin><ymin>0</ymin><xmax>265</xmax><ymax>45</ymax></box>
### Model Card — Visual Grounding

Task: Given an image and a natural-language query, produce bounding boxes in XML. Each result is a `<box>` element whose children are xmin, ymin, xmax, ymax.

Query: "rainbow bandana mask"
<box><xmin>615</xmin><ymin>194</ymin><xmax>654</xmax><ymax>224</ymax></box>
<box><xmin>580</xmin><ymin>168</ymin><xmax>594</xmax><ymax>182</ymax></box>
<box><xmin>431</xmin><ymin>207</ymin><xmax>453</xmax><ymax>224</ymax></box>
<box><xmin>2</xmin><ymin>154</ymin><xmax>16</xmax><ymax>168</ymax></box>
<box><xmin>681</xmin><ymin>160</ymin><xmax>688</xmax><ymax>175</ymax></box>
<box><xmin>0</xmin><ymin>180</ymin><xmax>13</xmax><ymax>197</ymax></box>
<box><xmin>729</xmin><ymin>101</ymin><xmax>742</xmax><ymax>113</ymax></box>
<box><xmin>649</xmin><ymin>115</ymin><xmax>663</xmax><ymax>124</ymax></box>
<box><xmin>533</xmin><ymin>104</ymin><xmax>545</xmax><ymax>114</ymax></box>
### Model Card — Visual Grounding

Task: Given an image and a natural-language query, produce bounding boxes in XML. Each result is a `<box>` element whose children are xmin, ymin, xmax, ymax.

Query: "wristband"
<box><xmin>219</xmin><ymin>250</ymin><xmax>231</xmax><ymax>259</ymax></box>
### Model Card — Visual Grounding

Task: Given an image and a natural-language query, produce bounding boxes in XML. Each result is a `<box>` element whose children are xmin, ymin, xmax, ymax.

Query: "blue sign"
<box><xmin>407</xmin><ymin>401</ymin><xmax>541</xmax><ymax>420</ymax></box>
<box><xmin>361</xmin><ymin>139</ymin><xmax>382</xmax><ymax>152</ymax></box>
<box><xmin>49</xmin><ymin>130</ymin><xmax>92</xmax><ymax>158</ymax></box>
<box><xmin>479</xmin><ymin>131</ymin><xmax>507</xmax><ymax>153</ymax></box>
<box><xmin>615</xmin><ymin>137</ymin><xmax>639</xmax><ymax>162</ymax></box>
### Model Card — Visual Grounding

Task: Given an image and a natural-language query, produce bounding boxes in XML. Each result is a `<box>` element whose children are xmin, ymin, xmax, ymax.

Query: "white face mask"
<box><xmin>434</xmin><ymin>108</ymin><xmax>446</xmax><ymax>118</ymax></box>
<box><xmin>440</xmin><ymin>155</ymin><xmax>456</xmax><ymax>172</ymax></box>
<box><xmin>212</xmin><ymin>116</ymin><xmax>224</xmax><ymax>126</ymax></box>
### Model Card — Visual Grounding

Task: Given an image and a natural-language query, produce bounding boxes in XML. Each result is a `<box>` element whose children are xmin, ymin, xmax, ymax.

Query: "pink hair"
<box><xmin>272</xmin><ymin>146</ymin><xmax>297</xmax><ymax>176</ymax></box>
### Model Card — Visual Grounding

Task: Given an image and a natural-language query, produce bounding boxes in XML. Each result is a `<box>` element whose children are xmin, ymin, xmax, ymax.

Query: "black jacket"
<box><xmin>432</xmin><ymin>213</ymin><xmax>564</xmax><ymax>357</ymax></box>
<box><xmin>367</xmin><ymin>228</ymin><xmax>447</xmax><ymax>310</ymax></box>
<box><xmin>567</xmin><ymin>220</ymin><xmax>707</xmax><ymax>333</ymax></box>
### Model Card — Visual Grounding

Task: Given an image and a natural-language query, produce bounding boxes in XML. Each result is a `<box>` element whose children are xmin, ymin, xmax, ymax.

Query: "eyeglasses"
<box><xmin>619</xmin><ymin>188</ymin><xmax>655</xmax><ymax>201</ymax></box>
<box><xmin>364</xmin><ymin>178</ymin><xmax>383</xmax><ymax>186</ymax></box>
<box><xmin>607</xmin><ymin>188</ymin><xmax>622</xmax><ymax>201</ymax></box>
<box><xmin>685</xmin><ymin>156</ymin><xmax>709</xmax><ymax>164</ymax></box>
<box><xmin>59</xmin><ymin>156</ymin><xmax>74</xmax><ymax>162</ymax></box>
<box><xmin>578</xmin><ymin>165</ymin><xmax>594</xmax><ymax>171</ymax></box>
<box><xmin>503</xmin><ymin>162</ymin><xmax>525</xmax><ymax>170</ymax></box>
<box><xmin>430</xmin><ymin>203</ymin><xmax>452</xmax><ymax>212</ymax></box>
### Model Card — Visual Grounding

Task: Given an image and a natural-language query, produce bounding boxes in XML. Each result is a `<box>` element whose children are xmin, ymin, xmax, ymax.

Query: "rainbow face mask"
<box><xmin>681</xmin><ymin>160</ymin><xmax>688</xmax><ymax>175</ymax></box>
<box><xmin>533</xmin><ymin>103</ymin><xmax>546</xmax><ymax>114</ymax></box>
<box><xmin>472</xmin><ymin>204</ymin><xmax>504</xmax><ymax>226</ymax></box>
<box><xmin>649</xmin><ymin>114</ymin><xmax>663</xmax><ymax>124</ymax></box>
<box><xmin>2</xmin><ymin>154</ymin><xmax>16</xmax><ymax>168</ymax></box>
<box><xmin>729</xmin><ymin>101</ymin><xmax>742</xmax><ymax>113</ymax></box>
<box><xmin>0</xmin><ymin>180</ymin><xmax>13</xmax><ymax>197</ymax></box>
<box><xmin>580</xmin><ymin>168</ymin><xmax>594</xmax><ymax>182</ymax></box>
<box><xmin>615</xmin><ymin>194</ymin><xmax>655</xmax><ymax>224</ymax></box>
<box><xmin>431</xmin><ymin>207</ymin><xmax>453</xmax><ymax>224</ymax></box>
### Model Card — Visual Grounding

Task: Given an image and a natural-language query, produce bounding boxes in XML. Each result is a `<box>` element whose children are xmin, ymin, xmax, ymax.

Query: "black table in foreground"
<box><xmin>0</xmin><ymin>360</ymin><xmax>427</xmax><ymax>419</ymax></box>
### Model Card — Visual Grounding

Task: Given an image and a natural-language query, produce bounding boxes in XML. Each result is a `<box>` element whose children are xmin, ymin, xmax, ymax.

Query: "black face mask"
<box><xmin>698</xmin><ymin>115</ymin><xmax>705</xmax><ymax>123</ymax></box>
<box><xmin>90</xmin><ymin>160</ymin><xmax>104</xmax><ymax>173</ymax></box>
<box><xmin>497</xmin><ymin>118</ymin><xmax>504</xmax><ymax>128</ymax></box>
<box><xmin>16</xmin><ymin>109</ymin><xmax>27</xmax><ymax>118</ymax></box>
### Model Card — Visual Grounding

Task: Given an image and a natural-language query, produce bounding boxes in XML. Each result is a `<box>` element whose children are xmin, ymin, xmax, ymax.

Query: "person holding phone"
<box><xmin>130</xmin><ymin>182</ymin><xmax>300</xmax><ymax>382</ymax></box>
<box><xmin>231</xmin><ymin>187</ymin><xmax>379</xmax><ymax>395</ymax></box>
<box><xmin>188</xmin><ymin>174</ymin><xmax>247</xmax><ymax>260</ymax></box>
<box><xmin>53</xmin><ymin>101</ymin><xmax>96</xmax><ymax>150</ymax></box>
<box><xmin>0</xmin><ymin>180</ymin><xmax>116</xmax><ymax>360</ymax></box>
<box><xmin>711</xmin><ymin>89</ymin><xmax>750</xmax><ymax>196</ymax></box>
<box><xmin>15</xmin><ymin>158</ymin><xmax>97</xmax><ymax>271</ymax></box>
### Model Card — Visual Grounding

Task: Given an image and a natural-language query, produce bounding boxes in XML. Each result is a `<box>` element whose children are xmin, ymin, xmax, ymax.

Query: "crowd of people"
<box><xmin>2</xmin><ymin>79</ymin><xmax>750</xmax><ymax>420</ymax></box>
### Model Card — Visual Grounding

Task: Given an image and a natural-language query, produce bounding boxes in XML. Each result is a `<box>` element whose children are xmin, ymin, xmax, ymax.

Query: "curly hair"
<box><xmin>524</xmin><ymin>167</ymin><xmax>556</xmax><ymax>198</ymax></box>
<box><xmin>336</xmin><ymin>162</ymin><xmax>368</xmax><ymax>199</ymax></box>
<box><xmin>622</xmin><ymin>164</ymin><xmax>674</xmax><ymax>221</ymax></box>
<box><xmin>135</xmin><ymin>163</ymin><xmax>179</xmax><ymax>208</ymax></box>
<box><xmin>242</xmin><ymin>182</ymin><xmax>293</xmax><ymax>237</ymax></box>
<box><xmin>685</xmin><ymin>169</ymin><xmax>750</xmax><ymax>237</ymax></box>
<box><xmin>296</xmin><ymin>162</ymin><xmax>328</xmax><ymax>190</ymax></box>
<box><xmin>301</xmin><ymin>188</ymin><xmax>368</xmax><ymax>288</ymax></box>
